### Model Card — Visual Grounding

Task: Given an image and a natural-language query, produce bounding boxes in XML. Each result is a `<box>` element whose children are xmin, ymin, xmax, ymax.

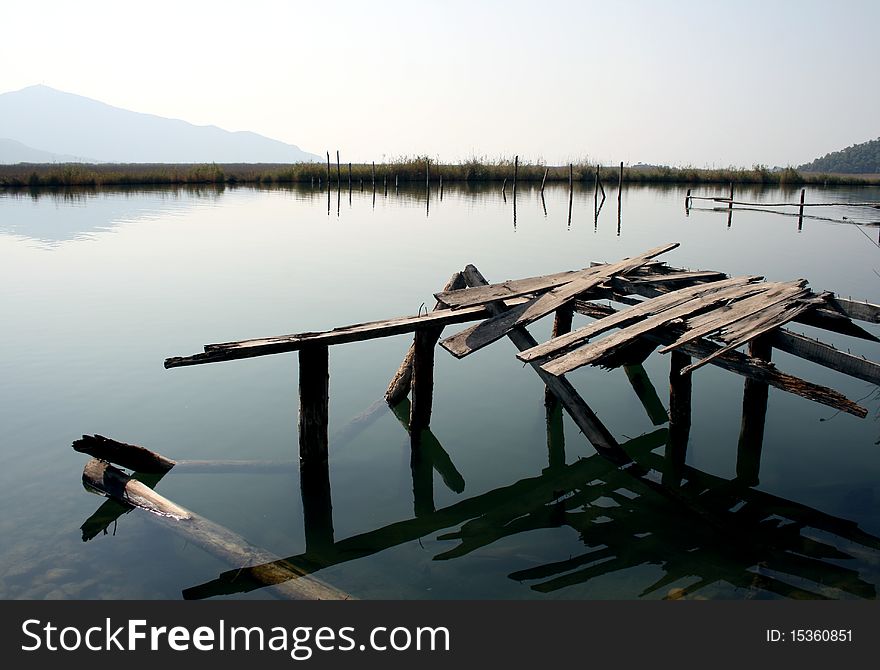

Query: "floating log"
<box><xmin>73</xmin><ymin>434</ymin><xmax>175</xmax><ymax>473</ymax></box>
<box><xmin>461</xmin><ymin>265</ymin><xmax>628</xmax><ymax>462</ymax></box>
<box><xmin>82</xmin><ymin>458</ymin><xmax>350</xmax><ymax>600</ymax></box>
<box><xmin>441</xmin><ymin>243</ymin><xmax>680</xmax><ymax>358</ymax></box>
<box><xmin>385</xmin><ymin>272</ymin><xmax>467</xmax><ymax>405</ymax></box>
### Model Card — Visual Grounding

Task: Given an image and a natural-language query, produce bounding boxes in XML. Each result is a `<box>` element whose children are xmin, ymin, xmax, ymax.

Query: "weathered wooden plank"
<box><xmin>628</xmin><ymin>270</ymin><xmax>728</xmax><ymax>286</ymax></box>
<box><xmin>537</xmin><ymin>281</ymin><xmax>772</xmax><ymax>375</ymax></box>
<box><xmin>681</xmin><ymin>295</ymin><xmax>822</xmax><ymax>375</ymax></box>
<box><xmin>441</xmin><ymin>243</ymin><xmax>680</xmax><ymax>358</ymax></box>
<box><xmin>82</xmin><ymin>459</ymin><xmax>350</xmax><ymax>600</ymax></box>
<box><xmin>165</xmin><ymin>298</ymin><xmax>531</xmax><ymax>368</ymax></box>
<box><xmin>434</xmin><ymin>268</ymin><xmax>584</xmax><ymax>309</ymax></box>
<box><xmin>828</xmin><ymin>296</ymin><xmax>880</xmax><ymax>324</ymax></box>
<box><xmin>658</xmin><ymin>281</ymin><xmax>808</xmax><ymax>353</ymax></box>
<box><xmin>567</xmin><ymin>299</ymin><xmax>867</xmax><ymax>417</ymax></box>
<box><xmin>771</xmin><ymin>329</ymin><xmax>880</xmax><ymax>385</ymax></box>
<box><xmin>461</xmin><ymin>264</ymin><xmax>629</xmax><ymax>463</ymax></box>
<box><xmin>385</xmin><ymin>272</ymin><xmax>466</xmax><ymax>405</ymax></box>
<box><xmin>520</xmin><ymin>276</ymin><xmax>763</xmax><ymax>364</ymax></box>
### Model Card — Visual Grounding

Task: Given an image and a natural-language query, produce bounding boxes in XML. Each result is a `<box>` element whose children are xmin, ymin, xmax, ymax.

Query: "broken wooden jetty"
<box><xmin>75</xmin><ymin>242</ymin><xmax>880</xmax><ymax>599</ymax></box>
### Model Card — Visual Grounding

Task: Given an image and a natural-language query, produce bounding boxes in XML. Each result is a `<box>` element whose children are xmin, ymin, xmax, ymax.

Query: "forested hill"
<box><xmin>799</xmin><ymin>137</ymin><xmax>880</xmax><ymax>174</ymax></box>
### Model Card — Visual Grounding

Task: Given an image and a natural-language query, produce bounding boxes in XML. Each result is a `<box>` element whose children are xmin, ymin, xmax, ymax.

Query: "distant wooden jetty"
<box><xmin>73</xmin><ymin>242</ymin><xmax>880</xmax><ymax>599</ymax></box>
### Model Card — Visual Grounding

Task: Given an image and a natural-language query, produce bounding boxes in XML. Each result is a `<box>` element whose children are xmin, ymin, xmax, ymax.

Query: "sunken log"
<box><xmin>74</xmin><ymin>434</ymin><xmax>175</xmax><ymax>473</ymax></box>
<box><xmin>82</xmin><ymin>458</ymin><xmax>351</xmax><ymax>600</ymax></box>
<box><xmin>462</xmin><ymin>264</ymin><xmax>628</xmax><ymax>462</ymax></box>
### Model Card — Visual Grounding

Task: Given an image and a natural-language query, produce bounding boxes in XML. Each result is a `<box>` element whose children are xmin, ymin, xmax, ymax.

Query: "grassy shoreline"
<box><xmin>1</xmin><ymin>160</ymin><xmax>879</xmax><ymax>189</ymax></box>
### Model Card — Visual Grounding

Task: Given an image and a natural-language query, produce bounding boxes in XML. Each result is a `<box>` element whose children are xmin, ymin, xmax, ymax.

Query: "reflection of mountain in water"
<box><xmin>0</xmin><ymin>186</ymin><xmax>224</xmax><ymax>245</ymax></box>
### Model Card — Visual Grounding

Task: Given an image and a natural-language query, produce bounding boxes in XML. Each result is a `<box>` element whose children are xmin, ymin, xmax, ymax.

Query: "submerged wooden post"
<box><xmin>798</xmin><ymin>188</ymin><xmax>805</xmax><ymax>230</ymax></box>
<box><xmin>383</xmin><ymin>175</ymin><xmax>387</xmax><ymax>196</ymax></box>
<box><xmin>410</xmin><ymin>327</ymin><xmax>442</xmax><ymax>432</ymax></box>
<box><xmin>426</xmin><ymin>158</ymin><xmax>430</xmax><ymax>188</ymax></box>
<box><xmin>410</xmin><ymin>429</ymin><xmax>435</xmax><ymax>517</ymax></box>
<box><xmin>544</xmin><ymin>307</ymin><xmax>573</xmax><ymax>408</ymax></box>
<box><xmin>664</xmin><ymin>350</ymin><xmax>692</xmax><ymax>486</ymax></box>
<box><xmin>336</xmin><ymin>150</ymin><xmax>341</xmax><ymax>186</ymax></box>
<box><xmin>569</xmin><ymin>163</ymin><xmax>573</xmax><ymax>190</ymax></box>
<box><xmin>594</xmin><ymin>165</ymin><xmax>600</xmax><ymax>208</ymax></box>
<box><xmin>736</xmin><ymin>336</ymin><xmax>772</xmax><ymax>486</ymax></box>
<box><xmin>544</xmin><ymin>402</ymin><xmax>566</xmax><ymax>474</ymax></box>
<box><xmin>540</xmin><ymin>167</ymin><xmax>549</xmax><ymax>194</ymax></box>
<box><xmin>728</xmin><ymin>182</ymin><xmax>734</xmax><ymax>209</ymax></box>
<box><xmin>618</xmin><ymin>161</ymin><xmax>624</xmax><ymax>190</ymax></box>
<box><xmin>685</xmin><ymin>188</ymin><xmax>691</xmax><ymax>213</ymax></box>
<box><xmin>371</xmin><ymin>161</ymin><xmax>376</xmax><ymax>190</ymax></box>
<box><xmin>348</xmin><ymin>162</ymin><xmax>352</xmax><ymax>191</ymax></box>
<box><xmin>326</xmin><ymin>151</ymin><xmax>330</xmax><ymax>185</ymax></box>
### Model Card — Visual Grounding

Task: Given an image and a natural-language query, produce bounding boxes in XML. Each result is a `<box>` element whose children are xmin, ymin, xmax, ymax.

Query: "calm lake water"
<box><xmin>2</xmin><ymin>181</ymin><xmax>880</xmax><ymax>600</ymax></box>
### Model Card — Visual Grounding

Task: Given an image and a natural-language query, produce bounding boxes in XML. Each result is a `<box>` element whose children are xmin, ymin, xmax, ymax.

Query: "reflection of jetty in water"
<box><xmin>77</xmin><ymin>244</ymin><xmax>880</xmax><ymax>599</ymax></box>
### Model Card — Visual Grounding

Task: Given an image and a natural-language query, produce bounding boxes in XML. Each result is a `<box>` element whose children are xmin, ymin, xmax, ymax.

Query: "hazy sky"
<box><xmin>2</xmin><ymin>0</ymin><xmax>877</xmax><ymax>166</ymax></box>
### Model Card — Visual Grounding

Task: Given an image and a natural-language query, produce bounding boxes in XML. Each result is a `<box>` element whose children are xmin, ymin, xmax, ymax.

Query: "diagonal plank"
<box><xmin>518</xmin><ymin>275</ymin><xmax>764</xmax><ymax>364</ymax></box>
<box><xmin>657</xmin><ymin>281</ymin><xmax>808</xmax><ymax>353</ymax></box>
<box><xmin>680</xmin><ymin>294</ymin><xmax>828</xmax><ymax>375</ymax></box>
<box><xmin>440</xmin><ymin>243</ymin><xmax>679</xmax><ymax>359</ymax></box>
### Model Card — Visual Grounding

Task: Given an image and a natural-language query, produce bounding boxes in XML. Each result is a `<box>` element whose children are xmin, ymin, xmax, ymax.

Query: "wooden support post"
<box><xmin>410</xmin><ymin>429</ymin><xmax>435</xmax><ymax>517</ymax></box>
<box><xmin>336</xmin><ymin>150</ymin><xmax>341</xmax><ymax>186</ymax></box>
<box><xmin>371</xmin><ymin>161</ymin><xmax>375</xmax><ymax>190</ymax></box>
<box><xmin>618</xmin><ymin>161</ymin><xmax>624</xmax><ymax>190</ymax></box>
<box><xmin>395</xmin><ymin>174</ymin><xmax>399</xmax><ymax>191</ymax></box>
<box><xmin>439</xmin><ymin>173</ymin><xmax>443</xmax><ymax>200</ymax></box>
<box><xmin>736</xmin><ymin>336</ymin><xmax>771</xmax><ymax>486</ymax></box>
<box><xmin>798</xmin><ymin>188</ymin><xmax>805</xmax><ymax>230</ymax></box>
<box><xmin>426</xmin><ymin>158</ymin><xmax>430</xmax><ymax>188</ymax></box>
<box><xmin>685</xmin><ymin>188</ymin><xmax>691</xmax><ymax>213</ymax></box>
<box><xmin>545</xmin><ymin>307</ymin><xmax>574</xmax><ymax>408</ymax></box>
<box><xmin>298</xmin><ymin>345</ymin><xmax>329</xmax><ymax>468</ymax></box>
<box><xmin>348</xmin><ymin>162</ymin><xmax>352</xmax><ymax>192</ymax></box>
<box><xmin>569</xmin><ymin>163</ymin><xmax>573</xmax><ymax>190</ymax></box>
<box><xmin>501</xmin><ymin>177</ymin><xmax>507</xmax><ymax>200</ymax></box>
<box><xmin>664</xmin><ymin>350</ymin><xmax>692</xmax><ymax>487</ymax></box>
<box><xmin>298</xmin><ymin>344</ymin><xmax>333</xmax><ymax>554</ymax></box>
<box><xmin>326</xmin><ymin>151</ymin><xmax>330</xmax><ymax>185</ymax></box>
<box><xmin>544</xmin><ymin>401</ymin><xmax>566</xmax><ymax>474</ymax></box>
<box><xmin>594</xmin><ymin>165</ymin><xmax>600</xmax><ymax>210</ymax></box>
<box><xmin>541</xmin><ymin>167</ymin><xmax>549</xmax><ymax>194</ymax></box>
<box><xmin>410</xmin><ymin>328</ymin><xmax>442</xmax><ymax>433</ymax></box>
<box><xmin>728</xmin><ymin>182</ymin><xmax>734</xmax><ymax>209</ymax></box>
<box><xmin>383</xmin><ymin>175</ymin><xmax>387</xmax><ymax>196</ymax></box>
<box><xmin>623</xmin><ymin>364</ymin><xmax>669</xmax><ymax>426</ymax></box>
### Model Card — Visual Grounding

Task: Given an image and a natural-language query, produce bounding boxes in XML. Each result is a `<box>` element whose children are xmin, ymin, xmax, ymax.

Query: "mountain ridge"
<box><xmin>0</xmin><ymin>85</ymin><xmax>320</xmax><ymax>164</ymax></box>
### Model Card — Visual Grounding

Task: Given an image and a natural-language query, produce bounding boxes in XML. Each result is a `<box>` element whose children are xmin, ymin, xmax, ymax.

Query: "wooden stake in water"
<box><xmin>685</xmin><ymin>188</ymin><xmax>691</xmax><ymax>214</ymax></box>
<box><xmin>798</xmin><ymin>188</ymin><xmax>805</xmax><ymax>230</ymax></box>
<box><xmin>540</xmin><ymin>168</ymin><xmax>549</xmax><ymax>195</ymax></box>
<box><xmin>727</xmin><ymin>182</ymin><xmax>734</xmax><ymax>228</ymax></box>
<box><xmin>426</xmin><ymin>158</ymin><xmax>430</xmax><ymax>188</ymax></box>
<box><xmin>569</xmin><ymin>163</ymin><xmax>573</xmax><ymax>190</ymax></box>
<box><xmin>348</xmin><ymin>163</ymin><xmax>352</xmax><ymax>199</ymax></box>
<box><xmin>514</xmin><ymin>155</ymin><xmax>519</xmax><ymax>195</ymax></box>
<box><xmin>336</xmin><ymin>150</ymin><xmax>341</xmax><ymax>186</ymax></box>
<box><xmin>326</xmin><ymin>151</ymin><xmax>330</xmax><ymax>185</ymax></box>
<box><xmin>371</xmin><ymin>161</ymin><xmax>376</xmax><ymax>190</ymax></box>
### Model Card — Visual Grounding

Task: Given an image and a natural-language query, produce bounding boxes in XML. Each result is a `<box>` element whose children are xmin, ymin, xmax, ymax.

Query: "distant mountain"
<box><xmin>0</xmin><ymin>138</ymin><xmax>96</xmax><ymax>164</ymax></box>
<box><xmin>0</xmin><ymin>85</ymin><xmax>320</xmax><ymax>164</ymax></box>
<box><xmin>799</xmin><ymin>137</ymin><xmax>880</xmax><ymax>174</ymax></box>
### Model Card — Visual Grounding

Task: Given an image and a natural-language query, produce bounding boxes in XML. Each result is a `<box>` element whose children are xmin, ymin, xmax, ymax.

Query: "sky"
<box><xmin>1</xmin><ymin>0</ymin><xmax>878</xmax><ymax>167</ymax></box>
